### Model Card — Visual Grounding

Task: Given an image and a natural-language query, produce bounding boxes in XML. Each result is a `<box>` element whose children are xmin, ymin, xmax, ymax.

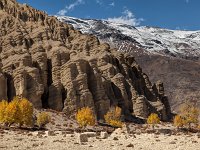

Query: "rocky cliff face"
<box><xmin>0</xmin><ymin>0</ymin><xmax>171</xmax><ymax>121</ymax></box>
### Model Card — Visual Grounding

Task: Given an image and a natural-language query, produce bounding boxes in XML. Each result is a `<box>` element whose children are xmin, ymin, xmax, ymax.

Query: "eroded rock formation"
<box><xmin>0</xmin><ymin>0</ymin><xmax>171</xmax><ymax>120</ymax></box>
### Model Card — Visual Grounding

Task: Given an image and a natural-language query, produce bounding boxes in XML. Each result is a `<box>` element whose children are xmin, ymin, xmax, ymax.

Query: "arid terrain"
<box><xmin>0</xmin><ymin>110</ymin><xmax>200</xmax><ymax>150</ymax></box>
<box><xmin>0</xmin><ymin>0</ymin><xmax>200</xmax><ymax>150</ymax></box>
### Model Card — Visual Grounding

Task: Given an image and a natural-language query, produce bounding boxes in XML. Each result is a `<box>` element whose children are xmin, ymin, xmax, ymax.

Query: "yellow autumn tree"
<box><xmin>180</xmin><ymin>102</ymin><xmax>199</xmax><ymax>128</ymax></box>
<box><xmin>76</xmin><ymin>107</ymin><xmax>95</xmax><ymax>127</ymax></box>
<box><xmin>147</xmin><ymin>113</ymin><xmax>160</xmax><ymax>129</ymax></box>
<box><xmin>4</xmin><ymin>98</ymin><xmax>21</xmax><ymax>126</ymax></box>
<box><xmin>1</xmin><ymin>97</ymin><xmax>34</xmax><ymax>127</ymax></box>
<box><xmin>104</xmin><ymin>106</ymin><xmax>123</xmax><ymax>128</ymax></box>
<box><xmin>173</xmin><ymin>115</ymin><xmax>184</xmax><ymax>129</ymax></box>
<box><xmin>37</xmin><ymin>112</ymin><xmax>51</xmax><ymax>128</ymax></box>
<box><xmin>19</xmin><ymin>98</ymin><xmax>33</xmax><ymax>127</ymax></box>
<box><xmin>0</xmin><ymin>100</ymin><xmax>8</xmax><ymax>124</ymax></box>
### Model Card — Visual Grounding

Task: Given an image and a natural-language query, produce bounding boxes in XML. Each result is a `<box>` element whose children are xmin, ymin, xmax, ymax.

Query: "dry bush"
<box><xmin>173</xmin><ymin>115</ymin><xmax>184</xmax><ymax>129</ymax></box>
<box><xmin>147</xmin><ymin>113</ymin><xmax>160</xmax><ymax>129</ymax></box>
<box><xmin>104</xmin><ymin>106</ymin><xmax>123</xmax><ymax>128</ymax></box>
<box><xmin>76</xmin><ymin>107</ymin><xmax>95</xmax><ymax>127</ymax></box>
<box><xmin>0</xmin><ymin>100</ymin><xmax>8</xmax><ymax>124</ymax></box>
<box><xmin>19</xmin><ymin>98</ymin><xmax>33</xmax><ymax>127</ymax></box>
<box><xmin>179</xmin><ymin>102</ymin><xmax>199</xmax><ymax>128</ymax></box>
<box><xmin>4</xmin><ymin>98</ymin><xmax>21</xmax><ymax>126</ymax></box>
<box><xmin>37</xmin><ymin>112</ymin><xmax>51</xmax><ymax>128</ymax></box>
<box><xmin>198</xmin><ymin>124</ymin><xmax>200</xmax><ymax>130</ymax></box>
<box><xmin>0</xmin><ymin>97</ymin><xmax>34</xmax><ymax>127</ymax></box>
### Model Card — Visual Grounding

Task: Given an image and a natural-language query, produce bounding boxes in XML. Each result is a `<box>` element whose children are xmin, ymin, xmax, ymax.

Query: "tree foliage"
<box><xmin>76</xmin><ymin>107</ymin><xmax>95</xmax><ymax>127</ymax></box>
<box><xmin>4</xmin><ymin>98</ymin><xmax>21</xmax><ymax>126</ymax></box>
<box><xmin>0</xmin><ymin>100</ymin><xmax>8</xmax><ymax>123</ymax></box>
<box><xmin>37</xmin><ymin>112</ymin><xmax>51</xmax><ymax>128</ymax></box>
<box><xmin>173</xmin><ymin>115</ymin><xmax>184</xmax><ymax>128</ymax></box>
<box><xmin>0</xmin><ymin>97</ymin><xmax>33</xmax><ymax>127</ymax></box>
<box><xmin>147</xmin><ymin>113</ymin><xmax>160</xmax><ymax>129</ymax></box>
<box><xmin>19</xmin><ymin>98</ymin><xmax>33</xmax><ymax>126</ymax></box>
<box><xmin>179</xmin><ymin>102</ymin><xmax>199</xmax><ymax>128</ymax></box>
<box><xmin>104</xmin><ymin>106</ymin><xmax>123</xmax><ymax>128</ymax></box>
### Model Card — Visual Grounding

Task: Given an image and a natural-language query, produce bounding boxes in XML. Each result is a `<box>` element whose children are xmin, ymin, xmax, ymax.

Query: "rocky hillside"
<box><xmin>57</xmin><ymin>16</ymin><xmax>200</xmax><ymax>111</ymax></box>
<box><xmin>0</xmin><ymin>0</ymin><xmax>171</xmax><ymax>121</ymax></box>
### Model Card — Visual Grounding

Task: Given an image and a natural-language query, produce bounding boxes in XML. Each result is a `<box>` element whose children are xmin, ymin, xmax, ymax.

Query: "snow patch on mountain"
<box><xmin>57</xmin><ymin>16</ymin><xmax>200</xmax><ymax>59</ymax></box>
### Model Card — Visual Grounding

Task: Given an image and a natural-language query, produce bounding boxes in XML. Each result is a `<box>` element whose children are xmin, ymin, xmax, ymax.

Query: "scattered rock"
<box><xmin>113</xmin><ymin>137</ymin><xmax>118</xmax><ymax>140</ymax></box>
<box><xmin>84</xmin><ymin>132</ymin><xmax>96</xmax><ymax>137</ymax></box>
<box><xmin>169</xmin><ymin>141</ymin><xmax>176</xmax><ymax>144</ymax></box>
<box><xmin>100</xmin><ymin>132</ymin><xmax>109</xmax><ymax>139</ymax></box>
<box><xmin>77</xmin><ymin>133</ymin><xmax>88</xmax><ymax>143</ymax></box>
<box><xmin>37</xmin><ymin>131</ymin><xmax>45</xmax><ymax>136</ymax></box>
<box><xmin>158</xmin><ymin>129</ymin><xmax>172</xmax><ymax>135</ymax></box>
<box><xmin>27</xmin><ymin>133</ymin><xmax>33</xmax><ymax>136</ymax></box>
<box><xmin>48</xmin><ymin>131</ymin><xmax>56</xmax><ymax>136</ymax></box>
<box><xmin>126</xmin><ymin>143</ymin><xmax>134</xmax><ymax>147</ymax></box>
<box><xmin>32</xmin><ymin>143</ymin><xmax>39</xmax><ymax>147</ymax></box>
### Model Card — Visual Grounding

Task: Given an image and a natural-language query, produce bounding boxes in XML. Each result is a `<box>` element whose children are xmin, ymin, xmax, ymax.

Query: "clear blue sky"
<box><xmin>16</xmin><ymin>0</ymin><xmax>200</xmax><ymax>30</ymax></box>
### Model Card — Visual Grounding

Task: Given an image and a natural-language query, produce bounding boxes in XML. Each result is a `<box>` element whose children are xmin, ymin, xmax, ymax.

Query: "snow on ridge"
<box><xmin>56</xmin><ymin>16</ymin><xmax>200</xmax><ymax>57</ymax></box>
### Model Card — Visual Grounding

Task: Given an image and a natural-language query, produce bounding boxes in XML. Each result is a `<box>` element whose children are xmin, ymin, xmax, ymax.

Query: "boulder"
<box><xmin>77</xmin><ymin>133</ymin><xmax>88</xmax><ymax>143</ymax></box>
<box><xmin>100</xmin><ymin>132</ymin><xmax>109</xmax><ymax>139</ymax></box>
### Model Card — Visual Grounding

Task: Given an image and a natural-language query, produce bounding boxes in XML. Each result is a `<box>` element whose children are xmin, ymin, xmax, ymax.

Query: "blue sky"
<box><xmin>16</xmin><ymin>0</ymin><xmax>200</xmax><ymax>30</ymax></box>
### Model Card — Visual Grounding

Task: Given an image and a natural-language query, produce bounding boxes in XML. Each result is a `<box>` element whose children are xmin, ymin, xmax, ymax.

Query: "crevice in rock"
<box><xmin>41</xmin><ymin>88</ymin><xmax>48</xmax><ymax>108</ymax></box>
<box><xmin>111</xmin><ymin>82</ymin><xmax>123</xmax><ymax>105</ymax></box>
<box><xmin>47</xmin><ymin>59</ymin><xmax>53</xmax><ymax>86</ymax></box>
<box><xmin>61</xmin><ymin>86</ymin><xmax>66</xmax><ymax>108</ymax></box>
<box><xmin>5</xmin><ymin>73</ymin><xmax>15</xmax><ymax>102</ymax></box>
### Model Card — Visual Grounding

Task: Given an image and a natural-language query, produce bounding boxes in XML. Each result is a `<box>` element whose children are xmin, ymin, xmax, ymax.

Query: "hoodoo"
<box><xmin>0</xmin><ymin>0</ymin><xmax>171</xmax><ymax>120</ymax></box>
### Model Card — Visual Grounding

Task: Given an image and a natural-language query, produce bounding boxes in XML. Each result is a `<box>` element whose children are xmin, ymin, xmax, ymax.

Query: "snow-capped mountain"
<box><xmin>57</xmin><ymin>16</ymin><xmax>200</xmax><ymax>60</ymax></box>
<box><xmin>57</xmin><ymin>16</ymin><xmax>200</xmax><ymax>112</ymax></box>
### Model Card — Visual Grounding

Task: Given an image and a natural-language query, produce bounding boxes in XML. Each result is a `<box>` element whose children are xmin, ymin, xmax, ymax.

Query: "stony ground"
<box><xmin>0</xmin><ymin>128</ymin><xmax>200</xmax><ymax>150</ymax></box>
<box><xmin>0</xmin><ymin>110</ymin><xmax>200</xmax><ymax>150</ymax></box>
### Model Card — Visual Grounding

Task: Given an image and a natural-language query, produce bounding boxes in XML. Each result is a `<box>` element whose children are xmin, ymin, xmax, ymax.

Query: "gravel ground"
<box><xmin>0</xmin><ymin>129</ymin><xmax>200</xmax><ymax>150</ymax></box>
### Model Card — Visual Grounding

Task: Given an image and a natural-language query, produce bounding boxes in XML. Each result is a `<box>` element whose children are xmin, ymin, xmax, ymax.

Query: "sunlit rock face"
<box><xmin>0</xmin><ymin>0</ymin><xmax>171</xmax><ymax>121</ymax></box>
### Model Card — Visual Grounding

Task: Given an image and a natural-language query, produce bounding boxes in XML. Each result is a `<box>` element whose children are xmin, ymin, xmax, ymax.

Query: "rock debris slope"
<box><xmin>0</xmin><ymin>0</ymin><xmax>171</xmax><ymax>120</ymax></box>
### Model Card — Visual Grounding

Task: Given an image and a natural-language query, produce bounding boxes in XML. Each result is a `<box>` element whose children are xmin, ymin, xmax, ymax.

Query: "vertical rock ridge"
<box><xmin>0</xmin><ymin>0</ymin><xmax>172</xmax><ymax>121</ymax></box>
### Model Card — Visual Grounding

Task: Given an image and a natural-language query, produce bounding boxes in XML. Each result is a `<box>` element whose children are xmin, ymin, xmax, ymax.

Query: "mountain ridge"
<box><xmin>56</xmin><ymin>16</ymin><xmax>200</xmax><ymax>111</ymax></box>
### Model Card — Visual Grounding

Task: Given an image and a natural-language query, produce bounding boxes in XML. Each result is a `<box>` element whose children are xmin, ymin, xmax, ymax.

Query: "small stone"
<box><xmin>27</xmin><ymin>133</ymin><xmax>33</xmax><ymax>136</ymax></box>
<box><xmin>37</xmin><ymin>131</ymin><xmax>45</xmax><ymax>136</ymax></box>
<box><xmin>77</xmin><ymin>133</ymin><xmax>88</xmax><ymax>143</ymax></box>
<box><xmin>32</xmin><ymin>143</ymin><xmax>39</xmax><ymax>147</ymax></box>
<box><xmin>113</xmin><ymin>137</ymin><xmax>118</xmax><ymax>140</ymax></box>
<box><xmin>169</xmin><ymin>141</ymin><xmax>176</xmax><ymax>144</ymax></box>
<box><xmin>48</xmin><ymin>131</ymin><xmax>55</xmax><ymax>136</ymax></box>
<box><xmin>100</xmin><ymin>132</ymin><xmax>109</xmax><ymax>139</ymax></box>
<box><xmin>126</xmin><ymin>143</ymin><xmax>134</xmax><ymax>147</ymax></box>
<box><xmin>84</xmin><ymin>132</ymin><xmax>96</xmax><ymax>137</ymax></box>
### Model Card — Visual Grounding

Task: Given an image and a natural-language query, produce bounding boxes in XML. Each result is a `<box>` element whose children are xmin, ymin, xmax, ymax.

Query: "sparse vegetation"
<box><xmin>76</xmin><ymin>107</ymin><xmax>95</xmax><ymax>127</ymax></box>
<box><xmin>0</xmin><ymin>100</ymin><xmax>8</xmax><ymax>124</ymax></box>
<box><xmin>147</xmin><ymin>113</ymin><xmax>160</xmax><ymax>129</ymax></box>
<box><xmin>19</xmin><ymin>98</ymin><xmax>34</xmax><ymax>127</ymax></box>
<box><xmin>179</xmin><ymin>102</ymin><xmax>199</xmax><ymax>128</ymax></box>
<box><xmin>4</xmin><ymin>97</ymin><xmax>21</xmax><ymax>126</ymax></box>
<box><xmin>104</xmin><ymin>106</ymin><xmax>123</xmax><ymax>128</ymax></box>
<box><xmin>37</xmin><ymin>112</ymin><xmax>51</xmax><ymax>128</ymax></box>
<box><xmin>173</xmin><ymin>115</ymin><xmax>184</xmax><ymax>129</ymax></box>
